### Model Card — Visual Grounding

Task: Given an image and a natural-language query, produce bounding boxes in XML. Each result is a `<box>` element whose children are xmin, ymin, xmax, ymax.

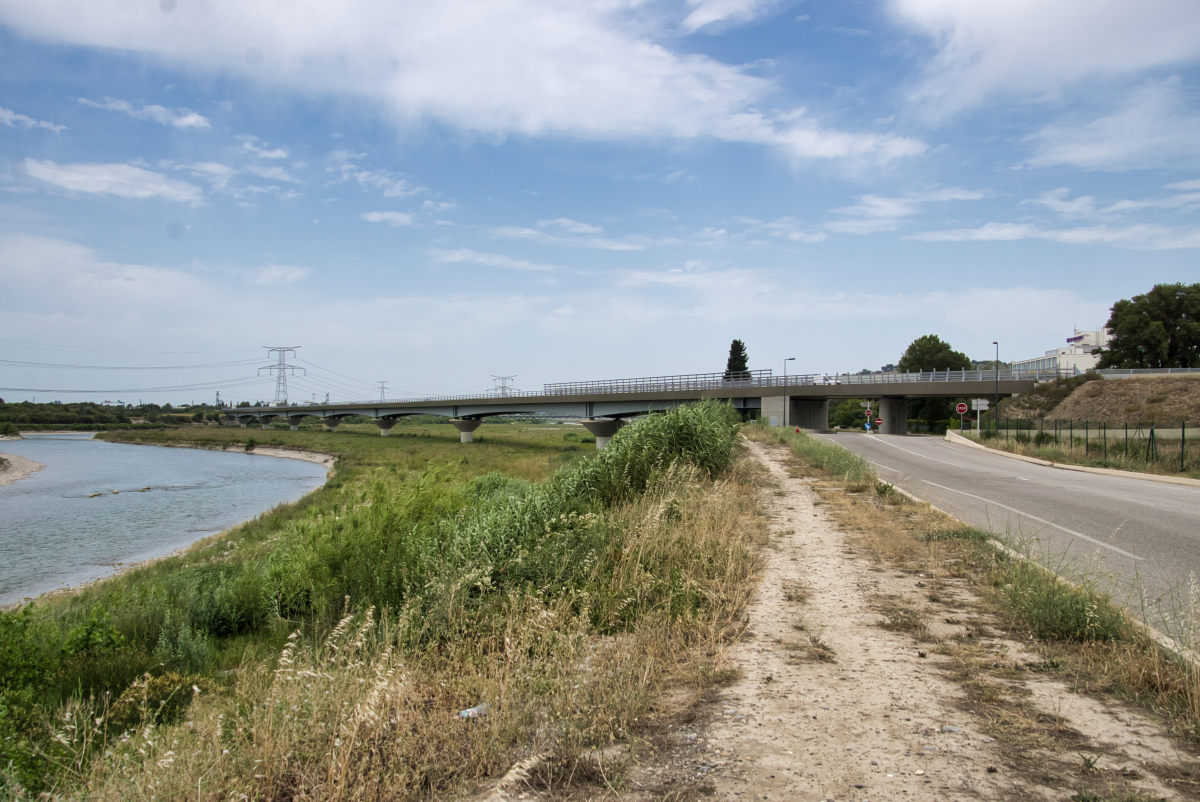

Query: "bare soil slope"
<box><xmin>1004</xmin><ymin>376</ymin><xmax>1200</xmax><ymax>423</ymax></box>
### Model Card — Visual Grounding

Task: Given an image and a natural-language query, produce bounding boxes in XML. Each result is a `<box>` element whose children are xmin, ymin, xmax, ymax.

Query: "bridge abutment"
<box><xmin>580</xmin><ymin>417</ymin><xmax>626</xmax><ymax>450</ymax></box>
<box><xmin>790</xmin><ymin>398</ymin><xmax>830</xmax><ymax>431</ymax></box>
<box><xmin>450</xmin><ymin>418</ymin><xmax>482</xmax><ymax>443</ymax></box>
<box><xmin>375</xmin><ymin>419</ymin><xmax>396</xmax><ymax>436</ymax></box>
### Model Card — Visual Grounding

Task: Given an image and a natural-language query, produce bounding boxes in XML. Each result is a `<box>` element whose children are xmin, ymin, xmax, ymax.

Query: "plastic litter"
<box><xmin>459</xmin><ymin>703</ymin><xmax>489</xmax><ymax>719</ymax></box>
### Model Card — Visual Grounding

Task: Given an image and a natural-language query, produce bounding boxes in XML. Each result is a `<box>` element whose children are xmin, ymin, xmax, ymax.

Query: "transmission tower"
<box><xmin>259</xmin><ymin>347</ymin><xmax>305</xmax><ymax>406</ymax></box>
<box><xmin>491</xmin><ymin>375</ymin><xmax>517</xmax><ymax>396</ymax></box>
<box><xmin>376</xmin><ymin>381</ymin><xmax>389</xmax><ymax>402</ymax></box>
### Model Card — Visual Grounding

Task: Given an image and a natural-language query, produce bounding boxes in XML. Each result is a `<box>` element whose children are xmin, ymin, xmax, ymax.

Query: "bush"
<box><xmin>1033</xmin><ymin>432</ymin><xmax>1056</xmax><ymax>446</ymax></box>
<box><xmin>244</xmin><ymin>437</ymin><xmax>256</xmax><ymax>452</ymax></box>
<box><xmin>0</xmin><ymin>421</ymin><xmax>18</xmax><ymax>436</ymax></box>
<box><xmin>106</xmin><ymin>672</ymin><xmax>216</xmax><ymax>734</ymax></box>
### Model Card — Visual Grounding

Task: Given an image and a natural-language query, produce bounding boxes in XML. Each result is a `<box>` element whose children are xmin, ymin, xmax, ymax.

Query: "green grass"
<box><xmin>960</xmin><ymin>430</ymin><xmax>1200</xmax><ymax>480</ymax></box>
<box><xmin>745</xmin><ymin>423</ymin><xmax>874</xmax><ymax>488</ymax></box>
<box><xmin>1</xmin><ymin>404</ymin><xmax>748</xmax><ymax>798</ymax></box>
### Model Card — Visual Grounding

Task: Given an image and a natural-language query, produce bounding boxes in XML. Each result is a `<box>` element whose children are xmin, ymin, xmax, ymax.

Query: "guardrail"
<box><xmin>248</xmin><ymin>367</ymin><xmax>1066</xmax><ymax>409</ymax></box>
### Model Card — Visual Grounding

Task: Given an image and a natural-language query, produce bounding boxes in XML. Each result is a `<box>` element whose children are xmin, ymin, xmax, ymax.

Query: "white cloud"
<box><xmin>180</xmin><ymin>161</ymin><xmax>238</xmax><ymax>190</ymax></box>
<box><xmin>734</xmin><ymin>216</ymin><xmax>827</xmax><ymax>242</ymax></box>
<box><xmin>537</xmin><ymin>217</ymin><xmax>603</xmax><ymax>234</ymax></box>
<box><xmin>1029</xmin><ymin>184</ymin><xmax>1200</xmax><ymax>216</ymax></box>
<box><xmin>245</xmin><ymin>164</ymin><xmax>300</xmax><ymax>183</ymax></box>
<box><xmin>827</xmin><ymin>187</ymin><xmax>985</xmax><ymax>234</ymax></box>
<box><xmin>328</xmin><ymin>150</ymin><xmax>425</xmax><ymax>197</ymax></box>
<box><xmin>0</xmin><ymin>105</ymin><xmax>65</xmax><ymax>132</ymax></box>
<box><xmin>491</xmin><ymin>225</ymin><xmax>644</xmax><ymax>251</ymax></box>
<box><xmin>361</xmin><ymin>211</ymin><xmax>414</xmax><ymax>226</ymax></box>
<box><xmin>429</xmin><ymin>247</ymin><xmax>557</xmax><ymax>272</ymax></box>
<box><xmin>681</xmin><ymin>0</ymin><xmax>777</xmax><ymax>32</ymax></box>
<box><xmin>1167</xmin><ymin>179</ymin><xmax>1200</xmax><ymax>191</ymax></box>
<box><xmin>908</xmin><ymin>222</ymin><xmax>1200</xmax><ymax>249</ymax></box>
<box><xmin>0</xmin><ymin>0</ymin><xmax>923</xmax><ymax>166</ymax></box>
<box><xmin>246</xmin><ymin>264</ymin><xmax>311</xmax><ymax>285</ymax></box>
<box><xmin>1024</xmin><ymin>77</ymin><xmax>1200</xmax><ymax>170</ymax></box>
<box><xmin>78</xmin><ymin>97</ymin><xmax>210</xmax><ymax>129</ymax></box>
<box><xmin>889</xmin><ymin>0</ymin><xmax>1200</xmax><ymax>116</ymax></box>
<box><xmin>240</xmin><ymin>135</ymin><xmax>289</xmax><ymax>159</ymax></box>
<box><xmin>22</xmin><ymin>159</ymin><xmax>204</xmax><ymax>203</ymax></box>
<box><xmin>422</xmin><ymin>200</ymin><xmax>456</xmax><ymax>212</ymax></box>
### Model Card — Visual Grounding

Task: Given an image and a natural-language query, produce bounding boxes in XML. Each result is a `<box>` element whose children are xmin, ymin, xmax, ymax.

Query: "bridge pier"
<box><xmin>450</xmin><ymin>418</ymin><xmax>482</xmax><ymax>443</ymax></box>
<box><xmin>289</xmin><ymin>422</ymin><xmax>300</xmax><ymax>432</ymax></box>
<box><xmin>375</xmin><ymin>419</ymin><xmax>396</xmax><ymax>436</ymax></box>
<box><xmin>580</xmin><ymin>418</ymin><xmax>626</xmax><ymax>450</ymax></box>
<box><xmin>879</xmin><ymin>397</ymin><xmax>908</xmax><ymax>435</ymax></box>
<box><xmin>324</xmin><ymin>420</ymin><xmax>340</xmax><ymax>432</ymax></box>
<box><xmin>239</xmin><ymin>420</ymin><xmax>248</xmax><ymax>429</ymax></box>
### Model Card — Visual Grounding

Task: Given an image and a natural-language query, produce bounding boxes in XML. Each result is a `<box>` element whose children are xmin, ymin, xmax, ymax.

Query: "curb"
<box><xmin>943</xmin><ymin>430</ymin><xmax>1200</xmax><ymax>489</ymax></box>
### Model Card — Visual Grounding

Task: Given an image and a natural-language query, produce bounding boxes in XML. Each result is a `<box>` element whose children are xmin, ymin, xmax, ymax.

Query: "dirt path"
<box><xmin>621</xmin><ymin>440</ymin><xmax>1198</xmax><ymax>802</ymax></box>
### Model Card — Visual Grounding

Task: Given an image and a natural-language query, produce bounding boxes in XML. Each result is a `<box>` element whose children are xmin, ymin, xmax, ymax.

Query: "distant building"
<box><xmin>1012</xmin><ymin>329</ymin><xmax>1112</xmax><ymax>375</ymax></box>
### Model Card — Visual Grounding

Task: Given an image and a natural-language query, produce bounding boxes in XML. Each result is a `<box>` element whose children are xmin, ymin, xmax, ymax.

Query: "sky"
<box><xmin>1</xmin><ymin>0</ymin><xmax>1198</xmax><ymax>404</ymax></box>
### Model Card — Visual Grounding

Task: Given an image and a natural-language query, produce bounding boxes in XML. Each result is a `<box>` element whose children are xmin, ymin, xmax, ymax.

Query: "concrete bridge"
<box><xmin>225</xmin><ymin>368</ymin><xmax>1055</xmax><ymax>447</ymax></box>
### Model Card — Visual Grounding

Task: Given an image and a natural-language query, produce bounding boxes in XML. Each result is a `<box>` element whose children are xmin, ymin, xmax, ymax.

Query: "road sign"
<box><xmin>971</xmin><ymin>399</ymin><xmax>990</xmax><ymax>411</ymax></box>
<box><xmin>875</xmin><ymin>418</ymin><xmax>883</xmax><ymax>426</ymax></box>
<box><xmin>860</xmin><ymin>402</ymin><xmax>871</xmax><ymax>408</ymax></box>
<box><xmin>956</xmin><ymin>402</ymin><xmax>968</xmax><ymax>414</ymax></box>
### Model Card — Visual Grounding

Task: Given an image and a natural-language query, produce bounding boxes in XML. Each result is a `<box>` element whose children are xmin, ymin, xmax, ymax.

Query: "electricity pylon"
<box><xmin>260</xmin><ymin>347</ymin><xmax>305</xmax><ymax>405</ymax></box>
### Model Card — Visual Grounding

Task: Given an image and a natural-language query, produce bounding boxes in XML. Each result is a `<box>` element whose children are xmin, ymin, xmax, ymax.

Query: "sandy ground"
<box><xmin>0</xmin><ymin>451</ymin><xmax>45</xmax><ymax>488</ymax></box>
<box><xmin>615</xmin><ymin>439</ymin><xmax>1199</xmax><ymax>802</ymax></box>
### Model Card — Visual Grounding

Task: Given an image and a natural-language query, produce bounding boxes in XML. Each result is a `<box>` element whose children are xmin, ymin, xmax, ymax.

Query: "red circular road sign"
<box><xmin>875</xmin><ymin>418</ymin><xmax>883</xmax><ymax>426</ymax></box>
<box><xmin>956</xmin><ymin>402</ymin><xmax>968</xmax><ymax>414</ymax></box>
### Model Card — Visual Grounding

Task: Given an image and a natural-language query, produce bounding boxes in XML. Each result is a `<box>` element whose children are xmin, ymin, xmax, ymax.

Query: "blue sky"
<box><xmin>2</xmin><ymin>0</ymin><xmax>1198</xmax><ymax>404</ymax></box>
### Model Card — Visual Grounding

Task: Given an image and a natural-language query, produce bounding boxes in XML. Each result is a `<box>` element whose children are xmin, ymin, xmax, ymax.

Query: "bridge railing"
<box><xmin>251</xmin><ymin>367</ymin><xmax>1066</xmax><ymax>409</ymax></box>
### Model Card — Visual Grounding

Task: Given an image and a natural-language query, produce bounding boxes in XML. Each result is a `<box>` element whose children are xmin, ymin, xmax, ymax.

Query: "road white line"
<box><xmin>915</xmin><ymin>477</ymin><xmax>1141</xmax><ymax>561</ymax></box>
<box><xmin>827</xmin><ymin>434</ymin><xmax>1142</xmax><ymax>561</ymax></box>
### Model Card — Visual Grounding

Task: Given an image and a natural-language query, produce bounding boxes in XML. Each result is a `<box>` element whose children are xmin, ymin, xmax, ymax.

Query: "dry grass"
<box><xmin>1001</xmin><ymin>375</ymin><xmax>1200</xmax><ymax>424</ymax></box>
<box><xmin>46</xmin><ymin>458</ymin><xmax>768</xmax><ymax>801</ymax></box>
<box><xmin>749</xmin><ymin>424</ymin><xmax>1200</xmax><ymax>753</ymax></box>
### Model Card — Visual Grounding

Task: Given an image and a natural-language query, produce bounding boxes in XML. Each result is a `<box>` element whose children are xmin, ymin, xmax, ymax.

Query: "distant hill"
<box><xmin>999</xmin><ymin>375</ymin><xmax>1200</xmax><ymax>423</ymax></box>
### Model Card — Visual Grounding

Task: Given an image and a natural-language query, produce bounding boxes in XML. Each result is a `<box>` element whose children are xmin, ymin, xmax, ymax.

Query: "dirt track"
<box><xmin>621</xmin><ymin>439</ymin><xmax>1198</xmax><ymax>802</ymax></box>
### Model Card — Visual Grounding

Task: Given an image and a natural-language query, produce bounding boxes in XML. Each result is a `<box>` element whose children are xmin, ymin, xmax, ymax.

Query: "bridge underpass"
<box><xmin>225</xmin><ymin>368</ymin><xmax>1053</xmax><ymax>447</ymax></box>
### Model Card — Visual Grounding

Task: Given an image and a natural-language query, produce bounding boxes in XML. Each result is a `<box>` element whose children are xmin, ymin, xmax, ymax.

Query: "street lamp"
<box><xmin>783</xmin><ymin>357</ymin><xmax>795</xmax><ymax>428</ymax></box>
<box><xmin>993</xmin><ymin>341</ymin><xmax>999</xmax><ymax>435</ymax></box>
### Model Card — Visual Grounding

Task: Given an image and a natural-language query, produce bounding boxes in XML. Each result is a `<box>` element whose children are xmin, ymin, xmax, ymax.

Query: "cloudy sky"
<box><xmin>2</xmin><ymin>0</ymin><xmax>1198</xmax><ymax>403</ymax></box>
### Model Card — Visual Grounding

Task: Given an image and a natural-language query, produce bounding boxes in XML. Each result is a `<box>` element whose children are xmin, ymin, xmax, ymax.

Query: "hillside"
<box><xmin>999</xmin><ymin>375</ymin><xmax>1200</xmax><ymax>423</ymax></box>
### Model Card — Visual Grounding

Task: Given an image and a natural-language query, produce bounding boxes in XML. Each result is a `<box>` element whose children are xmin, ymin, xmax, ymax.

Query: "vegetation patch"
<box><xmin>2</xmin><ymin>403</ymin><xmax>766</xmax><ymax>800</ymax></box>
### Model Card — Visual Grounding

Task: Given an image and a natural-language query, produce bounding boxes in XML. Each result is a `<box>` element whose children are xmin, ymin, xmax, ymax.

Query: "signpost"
<box><xmin>956</xmin><ymin>402</ymin><xmax>968</xmax><ymax>431</ymax></box>
<box><xmin>971</xmin><ymin>399</ymin><xmax>990</xmax><ymax>434</ymax></box>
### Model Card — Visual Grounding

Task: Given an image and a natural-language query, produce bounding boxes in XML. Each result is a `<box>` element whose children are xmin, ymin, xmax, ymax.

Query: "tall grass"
<box><xmin>744</xmin><ymin>423</ymin><xmax>874</xmax><ymax>488</ymax></box>
<box><xmin>4</xmin><ymin>402</ymin><xmax>760</xmax><ymax>799</ymax></box>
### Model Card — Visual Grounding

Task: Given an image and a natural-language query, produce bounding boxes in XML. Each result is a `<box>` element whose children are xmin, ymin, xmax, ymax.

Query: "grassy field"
<box><xmin>1</xmin><ymin>407</ymin><xmax>766</xmax><ymax>799</ymax></box>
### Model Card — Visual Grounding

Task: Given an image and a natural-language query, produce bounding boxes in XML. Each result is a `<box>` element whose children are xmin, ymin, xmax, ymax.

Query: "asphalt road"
<box><xmin>817</xmin><ymin>432</ymin><xmax>1200</xmax><ymax>629</ymax></box>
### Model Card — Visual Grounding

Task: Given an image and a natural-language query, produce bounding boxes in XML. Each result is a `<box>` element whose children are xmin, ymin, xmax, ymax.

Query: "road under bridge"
<box><xmin>225</xmin><ymin>368</ymin><xmax>1054</xmax><ymax>448</ymax></box>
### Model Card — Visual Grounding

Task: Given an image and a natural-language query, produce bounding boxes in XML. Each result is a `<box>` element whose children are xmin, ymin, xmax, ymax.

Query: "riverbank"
<box><xmin>0</xmin><ymin>451</ymin><xmax>44</xmax><ymax>487</ymax></box>
<box><xmin>123</xmin><ymin>439</ymin><xmax>337</xmax><ymax>476</ymax></box>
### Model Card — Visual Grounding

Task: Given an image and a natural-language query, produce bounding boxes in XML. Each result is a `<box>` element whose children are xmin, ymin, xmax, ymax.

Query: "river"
<box><xmin>0</xmin><ymin>434</ymin><xmax>328</xmax><ymax>606</ymax></box>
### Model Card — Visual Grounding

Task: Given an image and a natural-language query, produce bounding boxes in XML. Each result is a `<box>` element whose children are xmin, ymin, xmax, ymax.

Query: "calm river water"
<box><xmin>0</xmin><ymin>434</ymin><xmax>327</xmax><ymax>605</ymax></box>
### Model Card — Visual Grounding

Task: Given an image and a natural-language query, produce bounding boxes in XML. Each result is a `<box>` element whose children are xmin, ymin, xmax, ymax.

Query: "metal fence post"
<box><xmin>1183</xmin><ymin>420</ymin><xmax>1187</xmax><ymax>473</ymax></box>
<box><xmin>1085</xmin><ymin>420</ymin><xmax>1089</xmax><ymax>456</ymax></box>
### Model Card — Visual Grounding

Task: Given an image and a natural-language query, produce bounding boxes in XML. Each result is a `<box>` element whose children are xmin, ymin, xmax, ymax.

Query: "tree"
<box><xmin>1096</xmin><ymin>283</ymin><xmax>1200</xmax><ymax>369</ymax></box>
<box><xmin>897</xmin><ymin>334</ymin><xmax>971</xmax><ymax>372</ymax></box>
<box><xmin>724</xmin><ymin>339</ymin><xmax>749</xmax><ymax>380</ymax></box>
<box><xmin>897</xmin><ymin>335</ymin><xmax>971</xmax><ymax>432</ymax></box>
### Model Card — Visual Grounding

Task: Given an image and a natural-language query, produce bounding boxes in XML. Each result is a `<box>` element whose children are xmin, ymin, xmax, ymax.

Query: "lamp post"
<box><xmin>783</xmin><ymin>357</ymin><xmax>795</xmax><ymax>428</ymax></box>
<box><xmin>993</xmin><ymin>341</ymin><xmax>999</xmax><ymax>436</ymax></box>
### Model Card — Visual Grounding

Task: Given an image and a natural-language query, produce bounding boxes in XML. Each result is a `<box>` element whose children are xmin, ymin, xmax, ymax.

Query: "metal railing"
<box><xmin>544</xmin><ymin>369</ymin><xmax>774</xmax><ymax>395</ymax></box>
<box><xmin>251</xmin><ymin>367</ymin><xmax>1065</xmax><ymax>409</ymax></box>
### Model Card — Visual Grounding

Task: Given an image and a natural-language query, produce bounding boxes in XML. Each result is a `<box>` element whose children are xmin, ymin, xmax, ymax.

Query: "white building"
<box><xmin>1012</xmin><ymin>329</ymin><xmax>1112</xmax><ymax>375</ymax></box>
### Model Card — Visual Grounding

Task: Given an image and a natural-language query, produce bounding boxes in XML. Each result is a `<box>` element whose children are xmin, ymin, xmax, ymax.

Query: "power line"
<box><xmin>0</xmin><ymin>337</ymin><xmax>259</xmax><ymax>356</ymax></box>
<box><xmin>0</xmin><ymin>358</ymin><xmax>262</xmax><ymax>370</ymax></box>
<box><xmin>0</xmin><ymin>376</ymin><xmax>268</xmax><ymax>394</ymax></box>
<box><xmin>376</xmin><ymin>381</ymin><xmax>389</xmax><ymax>401</ymax></box>
<box><xmin>491</xmin><ymin>375</ymin><xmax>517</xmax><ymax>396</ymax></box>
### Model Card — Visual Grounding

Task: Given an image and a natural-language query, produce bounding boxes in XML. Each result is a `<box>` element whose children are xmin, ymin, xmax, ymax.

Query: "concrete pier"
<box><xmin>324</xmin><ymin>420</ymin><xmax>340</xmax><ymax>432</ymax></box>
<box><xmin>289</xmin><ymin>422</ymin><xmax>300</xmax><ymax>432</ymax></box>
<box><xmin>450</xmin><ymin>418</ymin><xmax>482</xmax><ymax>443</ymax></box>
<box><xmin>375</xmin><ymin>419</ymin><xmax>396</xmax><ymax>436</ymax></box>
<box><xmin>879</xmin><ymin>397</ymin><xmax>908</xmax><ymax>435</ymax></box>
<box><xmin>580</xmin><ymin>417</ymin><xmax>626</xmax><ymax>450</ymax></box>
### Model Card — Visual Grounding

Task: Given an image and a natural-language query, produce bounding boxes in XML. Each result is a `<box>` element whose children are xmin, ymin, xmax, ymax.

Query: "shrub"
<box><xmin>106</xmin><ymin>672</ymin><xmax>216</xmax><ymax>734</ymax></box>
<box><xmin>244</xmin><ymin>437</ymin><xmax>256</xmax><ymax>451</ymax></box>
<box><xmin>1033</xmin><ymin>432</ymin><xmax>1057</xmax><ymax>446</ymax></box>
